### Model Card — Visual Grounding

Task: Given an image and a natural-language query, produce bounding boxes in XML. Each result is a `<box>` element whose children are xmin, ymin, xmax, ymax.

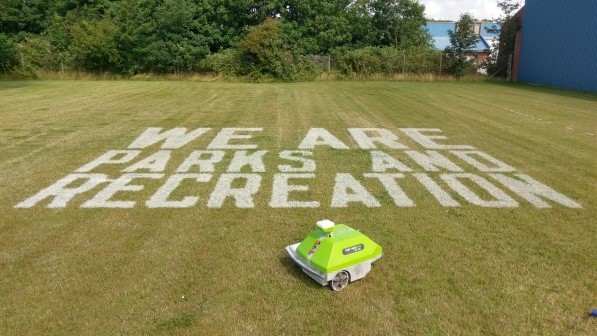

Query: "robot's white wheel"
<box><xmin>331</xmin><ymin>271</ymin><xmax>350</xmax><ymax>291</ymax></box>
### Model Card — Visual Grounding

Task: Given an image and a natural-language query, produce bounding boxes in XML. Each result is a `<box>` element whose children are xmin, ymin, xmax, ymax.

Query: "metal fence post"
<box><xmin>402</xmin><ymin>52</ymin><xmax>406</xmax><ymax>76</ymax></box>
<box><xmin>439</xmin><ymin>53</ymin><xmax>443</xmax><ymax>77</ymax></box>
<box><xmin>507</xmin><ymin>54</ymin><xmax>513</xmax><ymax>80</ymax></box>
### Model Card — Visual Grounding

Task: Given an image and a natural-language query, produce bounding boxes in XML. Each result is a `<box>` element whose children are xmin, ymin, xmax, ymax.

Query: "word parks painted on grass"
<box><xmin>15</xmin><ymin>127</ymin><xmax>582</xmax><ymax>209</ymax></box>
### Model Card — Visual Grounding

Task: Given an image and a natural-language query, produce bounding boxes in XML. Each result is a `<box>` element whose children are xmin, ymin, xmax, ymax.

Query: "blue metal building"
<box><xmin>426</xmin><ymin>22</ymin><xmax>457</xmax><ymax>50</ymax></box>
<box><xmin>425</xmin><ymin>22</ymin><xmax>494</xmax><ymax>52</ymax></box>
<box><xmin>480</xmin><ymin>22</ymin><xmax>500</xmax><ymax>39</ymax></box>
<box><xmin>518</xmin><ymin>0</ymin><xmax>597</xmax><ymax>92</ymax></box>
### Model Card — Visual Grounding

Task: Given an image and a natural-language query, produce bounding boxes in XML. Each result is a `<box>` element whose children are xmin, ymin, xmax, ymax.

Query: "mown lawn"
<box><xmin>1</xmin><ymin>80</ymin><xmax>595</xmax><ymax>335</ymax></box>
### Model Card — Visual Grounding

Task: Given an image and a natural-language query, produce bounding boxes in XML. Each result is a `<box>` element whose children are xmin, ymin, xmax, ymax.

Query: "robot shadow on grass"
<box><xmin>278</xmin><ymin>255</ymin><xmax>323</xmax><ymax>289</ymax></box>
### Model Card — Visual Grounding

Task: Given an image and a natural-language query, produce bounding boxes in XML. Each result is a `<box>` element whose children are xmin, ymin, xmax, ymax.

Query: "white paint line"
<box><xmin>586</xmin><ymin>133</ymin><xmax>594</xmax><ymax>136</ymax></box>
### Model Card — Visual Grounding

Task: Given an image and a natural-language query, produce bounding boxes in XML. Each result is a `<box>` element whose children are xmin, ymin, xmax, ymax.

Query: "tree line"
<box><xmin>0</xmin><ymin>0</ymin><xmax>440</xmax><ymax>79</ymax></box>
<box><xmin>1</xmin><ymin>0</ymin><xmax>517</xmax><ymax>80</ymax></box>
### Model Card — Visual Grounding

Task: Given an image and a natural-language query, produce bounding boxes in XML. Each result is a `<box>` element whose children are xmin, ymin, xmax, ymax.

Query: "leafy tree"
<box><xmin>369</xmin><ymin>0</ymin><xmax>401</xmax><ymax>46</ymax></box>
<box><xmin>201</xmin><ymin>0</ymin><xmax>284</xmax><ymax>52</ymax></box>
<box><xmin>345</xmin><ymin>0</ymin><xmax>376</xmax><ymax>48</ymax></box>
<box><xmin>0</xmin><ymin>0</ymin><xmax>438</xmax><ymax>77</ymax></box>
<box><xmin>485</xmin><ymin>0</ymin><xmax>522</xmax><ymax>77</ymax></box>
<box><xmin>394</xmin><ymin>0</ymin><xmax>431</xmax><ymax>49</ymax></box>
<box><xmin>192</xmin><ymin>1</ymin><xmax>225</xmax><ymax>53</ymax></box>
<box><xmin>280</xmin><ymin>0</ymin><xmax>352</xmax><ymax>54</ymax></box>
<box><xmin>109</xmin><ymin>0</ymin><xmax>153</xmax><ymax>74</ymax></box>
<box><xmin>445</xmin><ymin>13</ymin><xmax>478</xmax><ymax>78</ymax></box>
<box><xmin>0</xmin><ymin>33</ymin><xmax>19</xmax><ymax>72</ymax></box>
<box><xmin>202</xmin><ymin>0</ymin><xmax>251</xmax><ymax>51</ymax></box>
<box><xmin>368</xmin><ymin>0</ymin><xmax>430</xmax><ymax>49</ymax></box>
<box><xmin>51</xmin><ymin>0</ymin><xmax>116</xmax><ymax>19</ymax></box>
<box><xmin>69</xmin><ymin>17</ymin><xmax>120</xmax><ymax>73</ymax></box>
<box><xmin>142</xmin><ymin>0</ymin><xmax>210</xmax><ymax>73</ymax></box>
<box><xmin>279</xmin><ymin>0</ymin><xmax>431</xmax><ymax>53</ymax></box>
<box><xmin>0</xmin><ymin>0</ymin><xmax>50</xmax><ymax>36</ymax></box>
<box><xmin>44</xmin><ymin>13</ymin><xmax>70</xmax><ymax>52</ymax></box>
<box><xmin>42</xmin><ymin>13</ymin><xmax>73</xmax><ymax>71</ymax></box>
<box><xmin>236</xmin><ymin>18</ymin><xmax>296</xmax><ymax>80</ymax></box>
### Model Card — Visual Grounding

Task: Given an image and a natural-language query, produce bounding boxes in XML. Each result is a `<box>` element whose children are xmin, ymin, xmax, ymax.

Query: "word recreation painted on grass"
<box><xmin>15</xmin><ymin>128</ymin><xmax>582</xmax><ymax>210</ymax></box>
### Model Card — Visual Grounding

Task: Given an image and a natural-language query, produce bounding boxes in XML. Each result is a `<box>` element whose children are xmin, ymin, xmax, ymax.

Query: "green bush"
<box><xmin>69</xmin><ymin>18</ymin><xmax>121</xmax><ymax>73</ymax></box>
<box><xmin>332</xmin><ymin>47</ymin><xmax>381</xmax><ymax>76</ymax></box>
<box><xmin>293</xmin><ymin>57</ymin><xmax>322</xmax><ymax>81</ymax></box>
<box><xmin>236</xmin><ymin>19</ymin><xmax>298</xmax><ymax>81</ymax></box>
<box><xmin>199</xmin><ymin>49</ymin><xmax>240</xmax><ymax>76</ymax></box>
<box><xmin>0</xmin><ymin>34</ymin><xmax>19</xmax><ymax>72</ymax></box>
<box><xmin>401</xmin><ymin>46</ymin><xmax>442</xmax><ymax>74</ymax></box>
<box><xmin>443</xmin><ymin>52</ymin><xmax>477</xmax><ymax>78</ymax></box>
<box><xmin>332</xmin><ymin>46</ymin><xmax>442</xmax><ymax>77</ymax></box>
<box><xmin>16</xmin><ymin>37</ymin><xmax>57</xmax><ymax>71</ymax></box>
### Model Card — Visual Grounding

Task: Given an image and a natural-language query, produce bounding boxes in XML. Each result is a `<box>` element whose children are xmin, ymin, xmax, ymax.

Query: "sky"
<box><xmin>418</xmin><ymin>0</ymin><xmax>522</xmax><ymax>21</ymax></box>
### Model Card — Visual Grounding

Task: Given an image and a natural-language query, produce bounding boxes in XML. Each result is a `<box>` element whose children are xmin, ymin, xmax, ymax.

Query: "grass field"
<box><xmin>1</xmin><ymin>80</ymin><xmax>595</xmax><ymax>335</ymax></box>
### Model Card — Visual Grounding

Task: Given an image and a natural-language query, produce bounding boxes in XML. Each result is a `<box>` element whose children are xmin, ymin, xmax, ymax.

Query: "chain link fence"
<box><xmin>305</xmin><ymin>48</ymin><xmax>488</xmax><ymax>77</ymax></box>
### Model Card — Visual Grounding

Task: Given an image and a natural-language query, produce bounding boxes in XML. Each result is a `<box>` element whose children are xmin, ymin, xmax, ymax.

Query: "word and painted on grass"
<box><xmin>15</xmin><ymin>127</ymin><xmax>582</xmax><ymax>209</ymax></box>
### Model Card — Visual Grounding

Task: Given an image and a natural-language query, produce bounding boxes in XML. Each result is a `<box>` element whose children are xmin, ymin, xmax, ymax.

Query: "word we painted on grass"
<box><xmin>15</xmin><ymin>127</ymin><xmax>582</xmax><ymax>209</ymax></box>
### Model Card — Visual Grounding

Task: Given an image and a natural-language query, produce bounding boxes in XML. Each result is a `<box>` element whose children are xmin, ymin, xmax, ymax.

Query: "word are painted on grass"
<box><xmin>15</xmin><ymin>127</ymin><xmax>582</xmax><ymax>209</ymax></box>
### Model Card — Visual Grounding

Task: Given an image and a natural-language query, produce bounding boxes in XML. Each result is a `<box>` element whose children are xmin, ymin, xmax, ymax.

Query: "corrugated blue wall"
<box><xmin>518</xmin><ymin>0</ymin><xmax>597</xmax><ymax>92</ymax></box>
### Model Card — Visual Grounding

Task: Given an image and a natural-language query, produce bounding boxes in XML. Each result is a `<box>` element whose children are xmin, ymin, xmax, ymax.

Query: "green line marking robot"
<box><xmin>285</xmin><ymin>220</ymin><xmax>383</xmax><ymax>291</ymax></box>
